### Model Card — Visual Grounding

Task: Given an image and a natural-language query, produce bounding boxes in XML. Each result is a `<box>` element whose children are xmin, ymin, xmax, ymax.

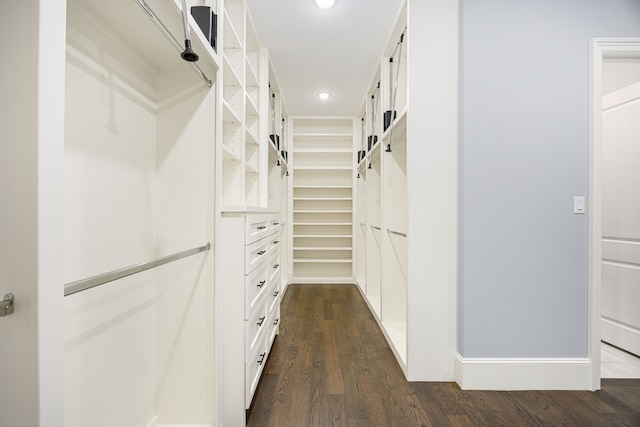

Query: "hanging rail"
<box><xmin>388</xmin><ymin>128</ymin><xmax>407</xmax><ymax>147</ymax></box>
<box><xmin>387</xmin><ymin>228</ymin><xmax>407</xmax><ymax>238</ymax></box>
<box><xmin>64</xmin><ymin>243</ymin><xmax>211</xmax><ymax>297</ymax></box>
<box><xmin>135</xmin><ymin>0</ymin><xmax>212</xmax><ymax>88</ymax></box>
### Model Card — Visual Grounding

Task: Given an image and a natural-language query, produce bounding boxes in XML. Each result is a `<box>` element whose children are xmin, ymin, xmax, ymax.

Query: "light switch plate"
<box><xmin>573</xmin><ymin>196</ymin><xmax>585</xmax><ymax>214</ymax></box>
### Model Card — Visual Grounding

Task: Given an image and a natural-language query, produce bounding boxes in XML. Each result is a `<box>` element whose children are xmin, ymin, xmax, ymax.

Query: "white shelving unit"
<box><xmin>218</xmin><ymin>0</ymin><xmax>273</xmax><ymax>207</ymax></box>
<box><xmin>266</xmin><ymin>65</ymin><xmax>290</xmax><ymax>294</ymax></box>
<box><xmin>354</xmin><ymin>0</ymin><xmax>457</xmax><ymax>383</ymax></box>
<box><xmin>215</xmin><ymin>1</ymin><xmax>290</xmax><ymax>426</ymax></box>
<box><xmin>355</xmin><ymin>2</ymin><xmax>410</xmax><ymax>372</ymax></box>
<box><xmin>289</xmin><ymin>118</ymin><xmax>356</xmax><ymax>283</ymax></box>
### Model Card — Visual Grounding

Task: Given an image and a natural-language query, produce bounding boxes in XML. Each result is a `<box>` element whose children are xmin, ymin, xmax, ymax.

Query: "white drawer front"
<box><xmin>269</xmin><ymin>217</ymin><xmax>282</xmax><ymax>231</ymax></box>
<box><xmin>269</xmin><ymin>233</ymin><xmax>281</xmax><ymax>252</ymax></box>
<box><xmin>245</xmin><ymin>237</ymin><xmax>270</xmax><ymax>274</ymax></box>
<box><xmin>246</xmin><ymin>299</ymin><xmax>268</xmax><ymax>361</ymax></box>
<box><xmin>245</xmin><ymin>333</ymin><xmax>267</xmax><ymax>408</ymax></box>
<box><xmin>268</xmin><ymin>273</ymin><xmax>281</xmax><ymax>316</ymax></box>
<box><xmin>245</xmin><ymin>264</ymin><xmax>268</xmax><ymax>319</ymax></box>
<box><xmin>245</xmin><ymin>215</ymin><xmax>271</xmax><ymax>245</ymax></box>
<box><xmin>268</xmin><ymin>253</ymin><xmax>281</xmax><ymax>284</ymax></box>
<box><xmin>269</xmin><ymin>307</ymin><xmax>280</xmax><ymax>347</ymax></box>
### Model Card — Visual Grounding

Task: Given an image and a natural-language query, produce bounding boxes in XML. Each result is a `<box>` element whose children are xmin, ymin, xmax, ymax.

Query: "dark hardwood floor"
<box><xmin>247</xmin><ymin>284</ymin><xmax>640</xmax><ymax>426</ymax></box>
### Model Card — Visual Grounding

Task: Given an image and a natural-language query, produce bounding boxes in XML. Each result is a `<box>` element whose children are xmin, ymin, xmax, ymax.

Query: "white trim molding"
<box><xmin>454</xmin><ymin>354</ymin><xmax>592</xmax><ymax>390</ymax></box>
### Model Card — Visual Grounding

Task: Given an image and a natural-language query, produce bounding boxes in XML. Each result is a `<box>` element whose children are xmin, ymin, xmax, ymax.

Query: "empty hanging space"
<box><xmin>64</xmin><ymin>0</ymin><xmax>217</xmax><ymax>425</ymax></box>
<box><xmin>381</xmin><ymin>115</ymin><xmax>408</xmax><ymax>365</ymax></box>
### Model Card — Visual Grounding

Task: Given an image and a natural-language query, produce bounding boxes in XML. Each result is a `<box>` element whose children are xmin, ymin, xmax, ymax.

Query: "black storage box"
<box><xmin>367</xmin><ymin>135</ymin><xmax>378</xmax><ymax>151</ymax></box>
<box><xmin>270</xmin><ymin>134</ymin><xmax>280</xmax><ymax>150</ymax></box>
<box><xmin>191</xmin><ymin>6</ymin><xmax>217</xmax><ymax>52</ymax></box>
<box><xmin>383</xmin><ymin>110</ymin><xmax>397</xmax><ymax>131</ymax></box>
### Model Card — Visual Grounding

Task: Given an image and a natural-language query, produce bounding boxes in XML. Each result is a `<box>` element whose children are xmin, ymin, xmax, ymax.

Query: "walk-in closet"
<box><xmin>5</xmin><ymin>0</ymin><xmax>640</xmax><ymax>426</ymax></box>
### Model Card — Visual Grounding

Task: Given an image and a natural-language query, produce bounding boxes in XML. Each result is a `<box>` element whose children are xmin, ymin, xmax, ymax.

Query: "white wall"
<box><xmin>459</xmin><ymin>0</ymin><xmax>640</xmax><ymax>358</ymax></box>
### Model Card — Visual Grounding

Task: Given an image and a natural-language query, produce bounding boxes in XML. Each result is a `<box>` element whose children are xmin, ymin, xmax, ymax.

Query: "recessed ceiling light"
<box><xmin>317</xmin><ymin>92</ymin><xmax>331</xmax><ymax>100</ymax></box>
<box><xmin>314</xmin><ymin>0</ymin><xmax>336</xmax><ymax>9</ymax></box>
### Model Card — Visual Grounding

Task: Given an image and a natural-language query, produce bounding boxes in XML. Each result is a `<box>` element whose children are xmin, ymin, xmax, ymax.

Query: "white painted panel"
<box><xmin>601</xmin><ymin>263</ymin><xmax>640</xmax><ymax>329</ymax></box>
<box><xmin>602</xmin><ymin>239</ymin><xmax>640</xmax><ymax>265</ymax></box>
<box><xmin>602</xmin><ymin>79</ymin><xmax>640</xmax><ymax>357</ymax></box>
<box><xmin>602</xmin><ymin>91</ymin><xmax>640</xmax><ymax>241</ymax></box>
<box><xmin>154</xmin><ymin>86</ymin><xmax>214</xmax><ymax>424</ymax></box>
<box><xmin>0</xmin><ymin>1</ymin><xmax>65</xmax><ymax>425</ymax></box>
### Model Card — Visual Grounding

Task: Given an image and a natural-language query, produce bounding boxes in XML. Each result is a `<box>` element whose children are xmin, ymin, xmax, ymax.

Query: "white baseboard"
<box><xmin>454</xmin><ymin>353</ymin><xmax>592</xmax><ymax>390</ymax></box>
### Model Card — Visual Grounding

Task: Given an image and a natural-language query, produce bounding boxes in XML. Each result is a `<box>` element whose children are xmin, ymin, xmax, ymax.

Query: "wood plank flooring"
<box><xmin>247</xmin><ymin>284</ymin><xmax>640</xmax><ymax>426</ymax></box>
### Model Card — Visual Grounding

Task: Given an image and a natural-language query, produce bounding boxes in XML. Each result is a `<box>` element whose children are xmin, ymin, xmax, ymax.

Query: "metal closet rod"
<box><xmin>64</xmin><ymin>243</ymin><xmax>211</xmax><ymax>297</ymax></box>
<box><xmin>387</xmin><ymin>228</ymin><xmax>407</xmax><ymax>238</ymax></box>
<box><xmin>389</xmin><ymin>26</ymin><xmax>408</xmax><ymax>60</ymax></box>
<box><xmin>135</xmin><ymin>0</ymin><xmax>212</xmax><ymax>88</ymax></box>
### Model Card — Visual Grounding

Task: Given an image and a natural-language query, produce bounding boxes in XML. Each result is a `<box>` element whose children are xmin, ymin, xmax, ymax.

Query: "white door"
<box><xmin>601</xmin><ymin>60</ymin><xmax>640</xmax><ymax>357</ymax></box>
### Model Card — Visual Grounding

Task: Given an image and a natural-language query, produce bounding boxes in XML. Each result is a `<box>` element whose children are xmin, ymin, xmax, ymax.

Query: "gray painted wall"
<box><xmin>459</xmin><ymin>0</ymin><xmax>640</xmax><ymax>358</ymax></box>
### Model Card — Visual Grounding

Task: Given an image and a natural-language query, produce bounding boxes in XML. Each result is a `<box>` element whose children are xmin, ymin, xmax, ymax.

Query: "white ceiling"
<box><xmin>246</xmin><ymin>0</ymin><xmax>404</xmax><ymax>117</ymax></box>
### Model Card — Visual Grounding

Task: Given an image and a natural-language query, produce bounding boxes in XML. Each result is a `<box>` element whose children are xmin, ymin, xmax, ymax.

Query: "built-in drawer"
<box><xmin>245</xmin><ymin>215</ymin><xmax>272</xmax><ymax>245</ymax></box>
<box><xmin>245</xmin><ymin>237</ymin><xmax>270</xmax><ymax>274</ymax></box>
<box><xmin>268</xmin><ymin>307</ymin><xmax>280</xmax><ymax>347</ymax></box>
<box><xmin>245</xmin><ymin>264</ymin><xmax>268</xmax><ymax>319</ymax></box>
<box><xmin>246</xmin><ymin>299</ymin><xmax>268</xmax><ymax>361</ymax></box>
<box><xmin>268</xmin><ymin>273</ymin><xmax>280</xmax><ymax>316</ymax></box>
<box><xmin>268</xmin><ymin>253</ymin><xmax>281</xmax><ymax>285</ymax></box>
<box><xmin>245</xmin><ymin>333</ymin><xmax>267</xmax><ymax>408</ymax></box>
<box><xmin>269</xmin><ymin>217</ymin><xmax>282</xmax><ymax>231</ymax></box>
<box><xmin>269</xmin><ymin>233</ymin><xmax>281</xmax><ymax>253</ymax></box>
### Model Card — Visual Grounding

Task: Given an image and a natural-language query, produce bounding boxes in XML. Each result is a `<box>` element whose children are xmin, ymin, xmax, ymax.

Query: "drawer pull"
<box><xmin>273</xmin><ymin>291</ymin><xmax>279</xmax><ymax>297</ymax></box>
<box><xmin>257</xmin><ymin>250</ymin><xmax>267</xmax><ymax>256</ymax></box>
<box><xmin>257</xmin><ymin>226</ymin><xmax>267</xmax><ymax>230</ymax></box>
<box><xmin>273</xmin><ymin>263</ymin><xmax>279</xmax><ymax>269</ymax></box>
<box><xmin>257</xmin><ymin>280</ymin><xmax>266</xmax><ymax>288</ymax></box>
<box><xmin>273</xmin><ymin>240</ymin><xmax>280</xmax><ymax>244</ymax></box>
<box><xmin>273</xmin><ymin>318</ymin><xmax>280</xmax><ymax>326</ymax></box>
<box><xmin>257</xmin><ymin>352</ymin><xmax>266</xmax><ymax>365</ymax></box>
<box><xmin>257</xmin><ymin>316</ymin><xmax>266</xmax><ymax>327</ymax></box>
<box><xmin>273</xmin><ymin>222</ymin><xmax>279</xmax><ymax>226</ymax></box>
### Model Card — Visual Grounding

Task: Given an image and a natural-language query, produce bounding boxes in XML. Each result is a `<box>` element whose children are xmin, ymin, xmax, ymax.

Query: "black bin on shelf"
<box><xmin>191</xmin><ymin>6</ymin><xmax>217</xmax><ymax>52</ymax></box>
<box><xmin>367</xmin><ymin>135</ymin><xmax>377</xmax><ymax>151</ymax></box>
<box><xmin>383</xmin><ymin>110</ymin><xmax>397</xmax><ymax>131</ymax></box>
<box><xmin>270</xmin><ymin>134</ymin><xmax>280</xmax><ymax>150</ymax></box>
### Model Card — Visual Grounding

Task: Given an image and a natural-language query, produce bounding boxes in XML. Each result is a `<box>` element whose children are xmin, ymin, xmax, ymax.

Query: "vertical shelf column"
<box><xmin>291</xmin><ymin>118</ymin><xmax>355</xmax><ymax>283</ymax></box>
